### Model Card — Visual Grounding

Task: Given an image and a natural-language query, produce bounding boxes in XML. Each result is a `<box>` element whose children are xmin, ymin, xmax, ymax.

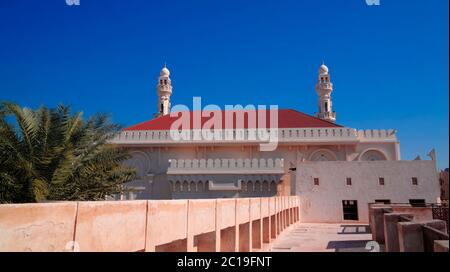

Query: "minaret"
<box><xmin>155</xmin><ymin>64</ymin><xmax>172</xmax><ymax>117</ymax></box>
<box><xmin>315</xmin><ymin>63</ymin><xmax>336</xmax><ymax>123</ymax></box>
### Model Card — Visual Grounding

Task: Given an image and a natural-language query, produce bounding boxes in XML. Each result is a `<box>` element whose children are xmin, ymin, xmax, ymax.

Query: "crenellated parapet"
<box><xmin>110</xmin><ymin>127</ymin><xmax>397</xmax><ymax>145</ymax></box>
<box><xmin>167</xmin><ymin>158</ymin><xmax>284</xmax><ymax>175</ymax></box>
<box><xmin>357</xmin><ymin>129</ymin><xmax>397</xmax><ymax>142</ymax></box>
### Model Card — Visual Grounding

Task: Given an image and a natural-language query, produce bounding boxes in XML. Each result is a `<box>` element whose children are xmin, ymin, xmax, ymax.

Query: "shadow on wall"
<box><xmin>338</xmin><ymin>225</ymin><xmax>371</xmax><ymax>235</ymax></box>
<box><xmin>326</xmin><ymin>240</ymin><xmax>372</xmax><ymax>252</ymax></box>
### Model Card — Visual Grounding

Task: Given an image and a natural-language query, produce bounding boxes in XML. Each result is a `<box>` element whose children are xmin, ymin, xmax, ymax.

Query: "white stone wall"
<box><xmin>120</xmin><ymin>140</ymin><xmax>401</xmax><ymax>200</ymax></box>
<box><xmin>295</xmin><ymin>160</ymin><xmax>440</xmax><ymax>223</ymax></box>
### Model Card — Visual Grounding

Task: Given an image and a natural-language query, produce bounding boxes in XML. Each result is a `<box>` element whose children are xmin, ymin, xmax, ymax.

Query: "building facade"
<box><xmin>439</xmin><ymin>169</ymin><xmax>449</xmax><ymax>201</ymax></box>
<box><xmin>110</xmin><ymin>64</ymin><xmax>440</xmax><ymax>223</ymax></box>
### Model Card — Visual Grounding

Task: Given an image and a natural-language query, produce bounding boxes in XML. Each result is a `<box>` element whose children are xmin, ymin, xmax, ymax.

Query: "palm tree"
<box><xmin>0</xmin><ymin>102</ymin><xmax>136</xmax><ymax>203</ymax></box>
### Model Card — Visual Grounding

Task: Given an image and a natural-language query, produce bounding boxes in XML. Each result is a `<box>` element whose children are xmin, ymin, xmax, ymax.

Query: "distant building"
<box><xmin>110</xmin><ymin>64</ymin><xmax>441</xmax><ymax>223</ymax></box>
<box><xmin>439</xmin><ymin>169</ymin><xmax>449</xmax><ymax>201</ymax></box>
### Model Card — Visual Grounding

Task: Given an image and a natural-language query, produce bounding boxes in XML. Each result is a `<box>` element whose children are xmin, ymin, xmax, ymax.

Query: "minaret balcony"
<box><xmin>318</xmin><ymin>111</ymin><xmax>336</xmax><ymax>120</ymax></box>
<box><xmin>315</xmin><ymin>82</ymin><xmax>333</xmax><ymax>89</ymax></box>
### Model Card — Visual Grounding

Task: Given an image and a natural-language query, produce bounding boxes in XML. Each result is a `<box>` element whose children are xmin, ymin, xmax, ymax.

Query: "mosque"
<box><xmin>110</xmin><ymin>64</ymin><xmax>440</xmax><ymax>222</ymax></box>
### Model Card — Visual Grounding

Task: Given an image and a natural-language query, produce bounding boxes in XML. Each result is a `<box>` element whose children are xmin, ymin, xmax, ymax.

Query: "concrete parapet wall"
<box><xmin>383</xmin><ymin>213</ymin><xmax>413</xmax><ymax>252</ymax></box>
<box><xmin>368</xmin><ymin>204</ymin><xmax>449</xmax><ymax>252</ymax></box>
<box><xmin>390</xmin><ymin>206</ymin><xmax>433</xmax><ymax>221</ymax></box>
<box><xmin>0</xmin><ymin>203</ymin><xmax>77</xmax><ymax>252</ymax></box>
<box><xmin>75</xmin><ymin>201</ymin><xmax>148</xmax><ymax>252</ymax></box>
<box><xmin>0</xmin><ymin>196</ymin><xmax>300</xmax><ymax>252</ymax></box>
<box><xmin>434</xmin><ymin>240</ymin><xmax>449</xmax><ymax>252</ymax></box>
<box><xmin>146</xmin><ymin>200</ymin><xmax>188</xmax><ymax>252</ymax></box>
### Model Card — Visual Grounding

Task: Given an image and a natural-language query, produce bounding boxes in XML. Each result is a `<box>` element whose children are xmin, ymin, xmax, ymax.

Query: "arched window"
<box><xmin>359</xmin><ymin>149</ymin><xmax>388</xmax><ymax>161</ymax></box>
<box><xmin>125</xmin><ymin>151</ymin><xmax>151</xmax><ymax>179</ymax></box>
<box><xmin>309</xmin><ymin>149</ymin><xmax>338</xmax><ymax>161</ymax></box>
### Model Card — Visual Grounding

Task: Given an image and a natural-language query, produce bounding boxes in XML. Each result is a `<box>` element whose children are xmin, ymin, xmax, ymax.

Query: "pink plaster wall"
<box><xmin>236</xmin><ymin>198</ymin><xmax>251</xmax><ymax>225</ymax></box>
<box><xmin>218</xmin><ymin>199</ymin><xmax>236</xmax><ymax>229</ymax></box>
<box><xmin>188</xmin><ymin>199</ymin><xmax>217</xmax><ymax>235</ymax></box>
<box><xmin>0</xmin><ymin>196</ymin><xmax>300</xmax><ymax>252</ymax></box>
<box><xmin>251</xmin><ymin>198</ymin><xmax>261</xmax><ymax>221</ymax></box>
<box><xmin>146</xmin><ymin>200</ymin><xmax>188</xmax><ymax>251</ymax></box>
<box><xmin>75</xmin><ymin>201</ymin><xmax>147</xmax><ymax>252</ymax></box>
<box><xmin>0</xmin><ymin>202</ymin><xmax>77</xmax><ymax>252</ymax></box>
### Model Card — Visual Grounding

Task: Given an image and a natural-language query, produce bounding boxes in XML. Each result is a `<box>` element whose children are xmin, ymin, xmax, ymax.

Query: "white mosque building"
<box><xmin>110</xmin><ymin>64</ymin><xmax>440</xmax><ymax>222</ymax></box>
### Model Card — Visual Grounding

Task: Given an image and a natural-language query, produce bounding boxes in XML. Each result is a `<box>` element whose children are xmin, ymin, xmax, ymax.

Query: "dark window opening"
<box><xmin>379</xmin><ymin>177</ymin><xmax>385</xmax><ymax>186</ymax></box>
<box><xmin>314</xmin><ymin>178</ymin><xmax>319</xmax><ymax>186</ymax></box>
<box><xmin>409</xmin><ymin>199</ymin><xmax>426</xmax><ymax>207</ymax></box>
<box><xmin>160</xmin><ymin>103</ymin><xmax>164</xmax><ymax>113</ymax></box>
<box><xmin>342</xmin><ymin>200</ymin><xmax>358</xmax><ymax>220</ymax></box>
<box><xmin>375</xmin><ymin>199</ymin><xmax>391</xmax><ymax>204</ymax></box>
<box><xmin>412</xmin><ymin>177</ymin><xmax>418</xmax><ymax>185</ymax></box>
<box><xmin>346</xmin><ymin>178</ymin><xmax>352</xmax><ymax>186</ymax></box>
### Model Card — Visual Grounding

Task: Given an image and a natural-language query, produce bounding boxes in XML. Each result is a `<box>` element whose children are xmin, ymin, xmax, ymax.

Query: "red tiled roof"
<box><xmin>123</xmin><ymin>109</ymin><xmax>341</xmax><ymax>131</ymax></box>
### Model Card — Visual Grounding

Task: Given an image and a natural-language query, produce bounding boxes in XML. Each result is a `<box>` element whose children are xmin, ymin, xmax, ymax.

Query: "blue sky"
<box><xmin>0</xmin><ymin>0</ymin><xmax>448</xmax><ymax>168</ymax></box>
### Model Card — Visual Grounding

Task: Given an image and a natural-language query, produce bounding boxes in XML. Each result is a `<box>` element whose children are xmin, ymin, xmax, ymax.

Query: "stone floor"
<box><xmin>270</xmin><ymin>223</ymin><xmax>375</xmax><ymax>252</ymax></box>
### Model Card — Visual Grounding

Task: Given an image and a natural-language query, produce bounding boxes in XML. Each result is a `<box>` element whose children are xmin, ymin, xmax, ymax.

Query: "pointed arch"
<box><xmin>175</xmin><ymin>181</ymin><xmax>181</xmax><ymax>192</ymax></box>
<box><xmin>190</xmin><ymin>181</ymin><xmax>197</xmax><ymax>192</ymax></box>
<box><xmin>182</xmin><ymin>181</ymin><xmax>189</xmax><ymax>192</ymax></box>
<box><xmin>359</xmin><ymin>148</ymin><xmax>388</xmax><ymax>161</ymax></box>
<box><xmin>270</xmin><ymin>180</ymin><xmax>277</xmax><ymax>193</ymax></box>
<box><xmin>197</xmin><ymin>181</ymin><xmax>204</xmax><ymax>192</ymax></box>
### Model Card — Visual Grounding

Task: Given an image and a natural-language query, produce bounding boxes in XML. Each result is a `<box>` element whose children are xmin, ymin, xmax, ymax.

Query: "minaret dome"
<box><xmin>319</xmin><ymin>64</ymin><xmax>329</xmax><ymax>75</ymax></box>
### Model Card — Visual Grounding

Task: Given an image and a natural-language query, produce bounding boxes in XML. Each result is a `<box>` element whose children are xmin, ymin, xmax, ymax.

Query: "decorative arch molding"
<box><xmin>126</xmin><ymin>151</ymin><xmax>151</xmax><ymax>179</ymax></box>
<box><xmin>197</xmin><ymin>181</ymin><xmax>204</xmax><ymax>192</ymax></box>
<box><xmin>359</xmin><ymin>148</ymin><xmax>388</xmax><ymax>161</ymax></box>
<box><xmin>308</xmin><ymin>148</ymin><xmax>338</xmax><ymax>161</ymax></box>
<box><xmin>168</xmin><ymin>174</ymin><xmax>283</xmax><ymax>193</ymax></box>
<box><xmin>182</xmin><ymin>181</ymin><xmax>189</xmax><ymax>191</ymax></box>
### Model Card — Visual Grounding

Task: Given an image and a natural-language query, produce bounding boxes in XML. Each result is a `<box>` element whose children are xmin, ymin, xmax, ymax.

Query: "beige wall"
<box><xmin>0</xmin><ymin>197</ymin><xmax>299</xmax><ymax>252</ymax></box>
<box><xmin>296</xmin><ymin>160</ymin><xmax>440</xmax><ymax>223</ymax></box>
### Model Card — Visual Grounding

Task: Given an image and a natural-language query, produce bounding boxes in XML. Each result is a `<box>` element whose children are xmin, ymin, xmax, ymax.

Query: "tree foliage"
<box><xmin>0</xmin><ymin>102</ymin><xmax>135</xmax><ymax>203</ymax></box>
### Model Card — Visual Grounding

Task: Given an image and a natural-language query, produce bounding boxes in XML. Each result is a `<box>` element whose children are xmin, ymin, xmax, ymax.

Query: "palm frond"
<box><xmin>0</xmin><ymin>102</ymin><xmax>136</xmax><ymax>203</ymax></box>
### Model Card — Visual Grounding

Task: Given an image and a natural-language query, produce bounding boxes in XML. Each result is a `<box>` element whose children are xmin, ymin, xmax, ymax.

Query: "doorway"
<box><xmin>342</xmin><ymin>200</ymin><xmax>359</xmax><ymax>220</ymax></box>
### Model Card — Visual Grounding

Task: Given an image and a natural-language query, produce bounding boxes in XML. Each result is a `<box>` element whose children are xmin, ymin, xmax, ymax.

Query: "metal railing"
<box><xmin>431</xmin><ymin>204</ymin><xmax>449</xmax><ymax>234</ymax></box>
